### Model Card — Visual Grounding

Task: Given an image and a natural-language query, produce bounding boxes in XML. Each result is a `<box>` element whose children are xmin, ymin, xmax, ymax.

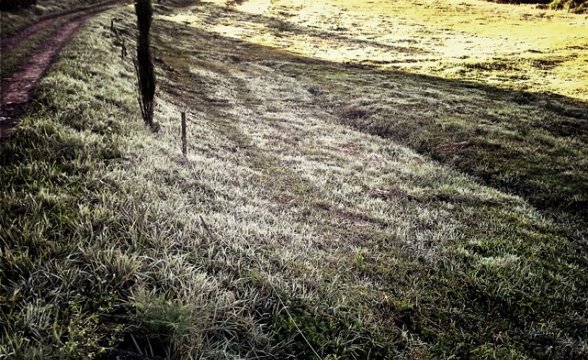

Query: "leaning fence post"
<box><xmin>181</xmin><ymin>112</ymin><xmax>187</xmax><ymax>157</ymax></box>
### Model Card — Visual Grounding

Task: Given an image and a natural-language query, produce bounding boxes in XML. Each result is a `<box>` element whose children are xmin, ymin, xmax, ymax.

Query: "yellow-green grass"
<box><xmin>1</xmin><ymin>2</ymin><xmax>587</xmax><ymax>359</ymax></box>
<box><xmin>191</xmin><ymin>0</ymin><xmax>588</xmax><ymax>102</ymax></box>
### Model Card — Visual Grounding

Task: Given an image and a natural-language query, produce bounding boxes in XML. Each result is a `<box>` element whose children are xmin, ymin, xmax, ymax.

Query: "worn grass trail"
<box><xmin>0</xmin><ymin>1</ymin><xmax>587</xmax><ymax>359</ymax></box>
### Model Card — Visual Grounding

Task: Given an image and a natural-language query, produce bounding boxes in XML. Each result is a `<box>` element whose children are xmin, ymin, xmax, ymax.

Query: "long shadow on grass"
<box><xmin>144</xmin><ymin>12</ymin><xmax>588</xmax><ymax>358</ymax></box>
<box><xmin>154</xmin><ymin>3</ymin><xmax>588</xmax><ymax>226</ymax></box>
<box><xmin>65</xmin><ymin>5</ymin><xmax>585</xmax><ymax>358</ymax></box>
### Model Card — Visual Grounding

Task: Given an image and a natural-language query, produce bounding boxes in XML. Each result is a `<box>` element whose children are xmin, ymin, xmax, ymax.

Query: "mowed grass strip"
<box><xmin>1</xmin><ymin>3</ymin><xmax>587</xmax><ymax>359</ymax></box>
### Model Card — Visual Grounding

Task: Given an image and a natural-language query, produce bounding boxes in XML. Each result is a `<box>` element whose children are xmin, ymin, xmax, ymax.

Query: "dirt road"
<box><xmin>0</xmin><ymin>1</ymin><xmax>129</xmax><ymax>138</ymax></box>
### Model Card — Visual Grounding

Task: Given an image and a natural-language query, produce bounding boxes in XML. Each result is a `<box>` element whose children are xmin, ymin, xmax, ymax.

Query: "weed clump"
<box><xmin>551</xmin><ymin>0</ymin><xmax>588</xmax><ymax>12</ymax></box>
<box><xmin>487</xmin><ymin>0</ymin><xmax>588</xmax><ymax>13</ymax></box>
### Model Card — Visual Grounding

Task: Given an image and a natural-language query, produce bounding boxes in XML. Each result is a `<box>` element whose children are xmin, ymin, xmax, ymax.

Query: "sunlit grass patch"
<box><xmin>179</xmin><ymin>0</ymin><xmax>588</xmax><ymax>102</ymax></box>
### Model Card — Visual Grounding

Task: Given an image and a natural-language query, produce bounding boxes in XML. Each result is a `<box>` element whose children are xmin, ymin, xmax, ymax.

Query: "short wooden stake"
<box><xmin>181</xmin><ymin>112</ymin><xmax>187</xmax><ymax>157</ymax></box>
<box><xmin>111</xmin><ymin>19</ymin><xmax>115</xmax><ymax>32</ymax></box>
<box><xmin>121</xmin><ymin>39</ymin><xmax>127</xmax><ymax>59</ymax></box>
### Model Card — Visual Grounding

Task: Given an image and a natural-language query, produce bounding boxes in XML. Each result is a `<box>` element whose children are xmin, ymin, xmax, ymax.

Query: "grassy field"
<box><xmin>187</xmin><ymin>0</ymin><xmax>588</xmax><ymax>225</ymax></box>
<box><xmin>197</xmin><ymin>0</ymin><xmax>588</xmax><ymax>102</ymax></box>
<box><xmin>1</xmin><ymin>0</ymin><xmax>587</xmax><ymax>359</ymax></box>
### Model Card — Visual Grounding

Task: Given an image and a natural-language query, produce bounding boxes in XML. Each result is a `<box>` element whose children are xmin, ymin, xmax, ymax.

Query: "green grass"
<box><xmin>0</xmin><ymin>16</ymin><xmax>70</xmax><ymax>80</ymax></box>
<box><xmin>0</xmin><ymin>16</ymin><xmax>138</xmax><ymax>358</ymax></box>
<box><xmin>1</xmin><ymin>2</ymin><xmax>587</xmax><ymax>359</ymax></box>
<box><xmin>297</xmin><ymin>66</ymin><xmax>588</xmax><ymax>226</ymax></box>
<box><xmin>0</xmin><ymin>0</ymin><xmax>116</xmax><ymax>38</ymax></box>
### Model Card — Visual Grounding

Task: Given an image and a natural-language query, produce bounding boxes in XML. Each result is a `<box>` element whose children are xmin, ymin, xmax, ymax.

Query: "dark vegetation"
<box><xmin>491</xmin><ymin>0</ymin><xmax>551</xmax><ymax>3</ymax></box>
<box><xmin>0</xmin><ymin>0</ymin><xmax>37</xmax><ymax>11</ymax></box>
<box><xmin>489</xmin><ymin>0</ymin><xmax>588</xmax><ymax>12</ymax></box>
<box><xmin>550</xmin><ymin>0</ymin><xmax>588</xmax><ymax>12</ymax></box>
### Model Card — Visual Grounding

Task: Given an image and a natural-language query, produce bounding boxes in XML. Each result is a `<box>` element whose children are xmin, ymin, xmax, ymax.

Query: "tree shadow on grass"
<box><xmin>151</xmin><ymin>6</ymin><xmax>588</xmax><ymax>228</ymax></box>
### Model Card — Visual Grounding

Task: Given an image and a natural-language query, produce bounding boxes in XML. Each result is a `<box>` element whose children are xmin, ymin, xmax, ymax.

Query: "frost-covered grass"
<box><xmin>0</xmin><ymin>2</ymin><xmax>587</xmax><ymax>359</ymax></box>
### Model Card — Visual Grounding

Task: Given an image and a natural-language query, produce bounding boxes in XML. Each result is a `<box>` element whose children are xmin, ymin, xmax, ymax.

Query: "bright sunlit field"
<box><xmin>165</xmin><ymin>0</ymin><xmax>588</xmax><ymax>101</ymax></box>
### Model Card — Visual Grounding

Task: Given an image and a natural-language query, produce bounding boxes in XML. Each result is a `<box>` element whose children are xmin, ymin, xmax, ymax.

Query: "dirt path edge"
<box><xmin>0</xmin><ymin>1</ymin><xmax>130</xmax><ymax>139</ymax></box>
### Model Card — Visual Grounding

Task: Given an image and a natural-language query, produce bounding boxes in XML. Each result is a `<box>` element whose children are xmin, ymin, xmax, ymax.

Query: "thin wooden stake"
<box><xmin>121</xmin><ymin>39</ymin><xmax>127</xmax><ymax>59</ymax></box>
<box><xmin>181</xmin><ymin>112</ymin><xmax>187</xmax><ymax>157</ymax></box>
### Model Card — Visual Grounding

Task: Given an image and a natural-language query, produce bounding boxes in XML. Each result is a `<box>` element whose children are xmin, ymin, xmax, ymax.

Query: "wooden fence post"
<box><xmin>121</xmin><ymin>39</ymin><xmax>127</xmax><ymax>59</ymax></box>
<box><xmin>181</xmin><ymin>112</ymin><xmax>187</xmax><ymax>157</ymax></box>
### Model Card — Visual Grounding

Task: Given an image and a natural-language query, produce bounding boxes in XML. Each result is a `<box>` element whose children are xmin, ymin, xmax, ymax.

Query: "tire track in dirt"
<box><xmin>1</xmin><ymin>17</ymin><xmax>62</xmax><ymax>53</ymax></box>
<box><xmin>1</xmin><ymin>0</ymin><xmax>127</xmax><ymax>52</ymax></box>
<box><xmin>0</xmin><ymin>0</ymin><xmax>129</xmax><ymax>138</ymax></box>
